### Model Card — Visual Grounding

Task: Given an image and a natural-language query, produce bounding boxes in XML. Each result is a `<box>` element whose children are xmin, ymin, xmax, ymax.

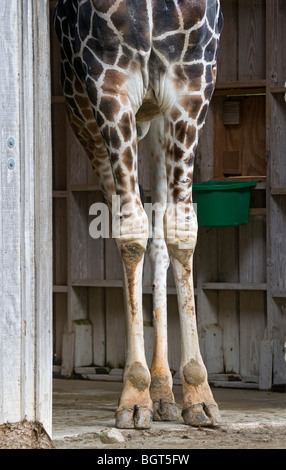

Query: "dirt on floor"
<box><xmin>53</xmin><ymin>421</ymin><xmax>286</xmax><ymax>450</ymax></box>
<box><xmin>1</xmin><ymin>379</ymin><xmax>285</xmax><ymax>449</ymax></box>
<box><xmin>0</xmin><ymin>421</ymin><xmax>54</xmax><ymax>449</ymax></box>
<box><xmin>52</xmin><ymin>379</ymin><xmax>286</xmax><ymax>450</ymax></box>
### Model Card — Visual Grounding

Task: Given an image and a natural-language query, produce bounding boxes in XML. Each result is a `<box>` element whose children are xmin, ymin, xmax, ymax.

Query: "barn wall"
<box><xmin>50</xmin><ymin>0</ymin><xmax>286</xmax><ymax>389</ymax></box>
<box><xmin>0</xmin><ymin>0</ymin><xmax>52</xmax><ymax>434</ymax></box>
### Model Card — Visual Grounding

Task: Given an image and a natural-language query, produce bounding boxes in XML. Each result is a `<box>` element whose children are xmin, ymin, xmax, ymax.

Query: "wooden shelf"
<box><xmin>72</xmin><ymin>279</ymin><xmax>123</xmax><ymax>288</ymax></box>
<box><xmin>272</xmin><ymin>291</ymin><xmax>286</xmax><ymax>299</ymax></box>
<box><xmin>70</xmin><ymin>279</ymin><xmax>184</xmax><ymax>295</ymax></box>
<box><xmin>212</xmin><ymin>176</ymin><xmax>266</xmax><ymax>190</ymax></box>
<box><xmin>216</xmin><ymin>80</ymin><xmax>266</xmax><ymax>89</ymax></box>
<box><xmin>271</xmin><ymin>188</ymin><xmax>286</xmax><ymax>195</ymax></box>
<box><xmin>202</xmin><ymin>283</ymin><xmax>267</xmax><ymax>291</ymax></box>
<box><xmin>249</xmin><ymin>208</ymin><xmax>266</xmax><ymax>216</ymax></box>
<box><xmin>270</xmin><ymin>86</ymin><xmax>286</xmax><ymax>94</ymax></box>
<box><xmin>214</xmin><ymin>80</ymin><xmax>266</xmax><ymax>96</ymax></box>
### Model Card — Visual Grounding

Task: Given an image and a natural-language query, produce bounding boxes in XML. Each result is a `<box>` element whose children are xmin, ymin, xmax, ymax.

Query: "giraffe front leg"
<box><xmin>165</xmin><ymin>204</ymin><xmax>221</xmax><ymax>428</ymax></box>
<box><xmin>115</xmin><ymin>208</ymin><xmax>153</xmax><ymax>429</ymax></box>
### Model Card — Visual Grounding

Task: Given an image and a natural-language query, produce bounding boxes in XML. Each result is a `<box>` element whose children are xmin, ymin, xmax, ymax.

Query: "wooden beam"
<box><xmin>0</xmin><ymin>0</ymin><xmax>52</xmax><ymax>436</ymax></box>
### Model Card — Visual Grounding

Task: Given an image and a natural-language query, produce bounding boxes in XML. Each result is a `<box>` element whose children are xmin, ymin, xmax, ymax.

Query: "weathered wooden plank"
<box><xmin>217</xmin><ymin>0</ymin><xmax>238</xmax><ymax>82</ymax></box>
<box><xmin>70</xmin><ymin>192</ymin><xmax>105</xmax><ymax>281</ymax></box>
<box><xmin>218</xmin><ymin>291</ymin><xmax>240</xmax><ymax>374</ymax></box>
<box><xmin>89</xmin><ymin>287</ymin><xmax>106</xmax><ymax>366</ymax></box>
<box><xmin>267</xmin><ymin>0</ymin><xmax>286</xmax><ymax>88</ymax></box>
<box><xmin>195</xmin><ymin>104</ymin><xmax>215</xmax><ymax>182</ymax></box>
<box><xmin>53</xmin><ymin>293</ymin><xmax>67</xmax><ymax>364</ymax></box>
<box><xmin>214</xmin><ymin>96</ymin><xmax>266</xmax><ymax>179</ymax></box>
<box><xmin>53</xmin><ymin>198</ymin><xmax>68</xmax><ymax>285</ymax></box>
<box><xmin>269</xmin><ymin>196</ymin><xmax>286</xmax><ymax>294</ymax></box>
<box><xmin>144</xmin><ymin>325</ymin><xmax>154</xmax><ymax>369</ymax></box>
<box><xmin>273</xmin><ymin>338</ymin><xmax>286</xmax><ymax>385</ymax></box>
<box><xmin>0</xmin><ymin>1</ymin><xmax>22</xmax><ymax>424</ymax></box>
<box><xmin>259</xmin><ymin>339</ymin><xmax>273</xmax><ymax>390</ymax></box>
<box><xmin>203</xmin><ymin>283</ymin><xmax>267</xmax><ymax>291</ymax></box>
<box><xmin>61</xmin><ymin>333</ymin><xmax>75</xmax><ymax>377</ymax></box>
<box><xmin>105</xmin><ymin>236</ymin><xmax>123</xmax><ymax>281</ymax></box>
<box><xmin>0</xmin><ymin>0</ymin><xmax>52</xmax><ymax>434</ymax></box>
<box><xmin>239</xmin><ymin>215</ymin><xmax>266</xmax><ymax>284</ymax></box>
<box><xmin>202</xmin><ymin>324</ymin><xmax>224</xmax><ymax>374</ymax></box>
<box><xmin>241</xmin><ymin>96</ymin><xmax>266</xmax><ymax>176</ymax></box>
<box><xmin>238</xmin><ymin>0</ymin><xmax>266</xmax><ymax>81</ymax></box>
<box><xmin>166</xmin><ymin>295</ymin><xmax>180</xmax><ymax>373</ymax></box>
<box><xmin>240</xmin><ymin>292</ymin><xmax>266</xmax><ymax>377</ymax></box>
<box><xmin>74</xmin><ymin>321</ymin><xmax>93</xmax><ymax>367</ymax></box>
<box><xmin>217</xmin><ymin>226</ymin><xmax>239</xmax><ymax>283</ymax></box>
<box><xmin>105</xmin><ymin>288</ymin><xmax>126</xmax><ymax>368</ymax></box>
<box><xmin>51</xmin><ymin>104</ymin><xmax>67</xmax><ymax>190</ymax></box>
<box><xmin>269</xmin><ymin>94</ymin><xmax>286</xmax><ymax>190</ymax></box>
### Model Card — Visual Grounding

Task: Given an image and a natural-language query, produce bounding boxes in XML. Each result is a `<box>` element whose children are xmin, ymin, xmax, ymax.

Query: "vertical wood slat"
<box><xmin>0</xmin><ymin>0</ymin><xmax>22</xmax><ymax>424</ymax></box>
<box><xmin>53</xmin><ymin>198</ymin><xmax>68</xmax><ymax>285</ymax></box>
<box><xmin>240</xmin><ymin>292</ymin><xmax>266</xmax><ymax>377</ymax></box>
<box><xmin>27</xmin><ymin>0</ymin><xmax>53</xmax><ymax>435</ymax></box>
<box><xmin>269</xmin><ymin>196</ymin><xmax>286</xmax><ymax>294</ymax></box>
<box><xmin>265</xmin><ymin>0</ymin><xmax>286</xmax><ymax>388</ymax></box>
<box><xmin>218</xmin><ymin>291</ymin><xmax>240</xmax><ymax>374</ymax></box>
<box><xmin>105</xmin><ymin>288</ymin><xmax>126</xmax><ymax>368</ymax></box>
<box><xmin>217</xmin><ymin>0</ymin><xmax>238</xmax><ymax>82</ymax></box>
<box><xmin>269</xmin><ymin>94</ymin><xmax>286</xmax><ymax>190</ymax></box>
<box><xmin>268</xmin><ymin>0</ymin><xmax>286</xmax><ymax>88</ymax></box>
<box><xmin>89</xmin><ymin>288</ymin><xmax>105</xmax><ymax>366</ymax></box>
<box><xmin>239</xmin><ymin>216</ymin><xmax>266</xmax><ymax>284</ymax></box>
<box><xmin>53</xmin><ymin>294</ymin><xmax>67</xmax><ymax>364</ymax></box>
<box><xmin>52</xmin><ymin>104</ymin><xmax>67</xmax><ymax>190</ymax></box>
<box><xmin>70</xmin><ymin>192</ymin><xmax>105</xmax><ymax>281</ymax></box>
<box><xmin>0</xmin><ymin>0</ymin><xmax>52</xmax><ymax>434</ymax></box>
<box><xmin>238</xmin><ymin>0</ymin><xmax>266</xmax><ymax>81</ymax></box>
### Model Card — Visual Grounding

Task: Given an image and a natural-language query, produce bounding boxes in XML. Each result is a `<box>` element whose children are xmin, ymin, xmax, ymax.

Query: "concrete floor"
<box><xmin>52</xmin><ymin>378</ymin><xmax>286</xmax><ymax>449</ymax></box>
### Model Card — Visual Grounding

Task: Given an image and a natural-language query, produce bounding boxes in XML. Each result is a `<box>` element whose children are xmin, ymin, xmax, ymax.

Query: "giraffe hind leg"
<box><xmin>144</xmin><ymin>117</ymin><xmax>179</xmax><ymax>421</ymax></box>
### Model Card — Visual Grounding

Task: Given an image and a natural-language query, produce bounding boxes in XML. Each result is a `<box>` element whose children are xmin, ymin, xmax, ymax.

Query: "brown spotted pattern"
<box><xmin>54</xmin><ymin>0</ymin><xmax>222</xmax><ymax>210</ymax></box>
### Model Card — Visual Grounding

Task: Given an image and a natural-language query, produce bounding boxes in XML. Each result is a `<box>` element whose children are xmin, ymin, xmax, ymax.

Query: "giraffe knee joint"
<box><xmin>126</xmin><ymin>362</ymin><xmax>151</xmax><ymax>391</ymax></box>
<box><xmin>182</xmin><ymin>360</ymin><xmax>207</xmax><ymax>387</ymax></box>
<box><xmin>120</xmin><ymin>241</ymin><xmax>146</xmax><ymax>265</ymax></box>
<box><xmin>164</xmin><ymin>204</ymin><xmax>198</xmax><ymax>256</ymax></box>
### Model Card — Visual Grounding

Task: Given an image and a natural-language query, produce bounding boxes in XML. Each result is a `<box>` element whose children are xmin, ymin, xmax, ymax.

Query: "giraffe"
<box><xmin>54</xmin><ymin>0</ymin><xmax>223</xmax><ymax>429</ymax></box>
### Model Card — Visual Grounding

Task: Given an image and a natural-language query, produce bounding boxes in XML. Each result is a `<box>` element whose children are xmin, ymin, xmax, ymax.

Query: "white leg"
<box><xmin>145</xmin><ymin>117</ymin><xmax>179</xmax><ymax>420</ymax></box>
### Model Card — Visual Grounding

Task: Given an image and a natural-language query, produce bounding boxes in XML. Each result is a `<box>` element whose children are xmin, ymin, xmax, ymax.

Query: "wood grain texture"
<box><xmin>0</xmin><ymin>0</ymin><xmax>52</xmax><ymax>434</ymax></box>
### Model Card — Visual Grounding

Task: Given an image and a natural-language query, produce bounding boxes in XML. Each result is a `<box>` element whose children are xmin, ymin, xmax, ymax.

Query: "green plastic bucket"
<box><xmin>192</xmin><ymin>180</ymin><xmax>257</xmax><ymax>227</ymax></box>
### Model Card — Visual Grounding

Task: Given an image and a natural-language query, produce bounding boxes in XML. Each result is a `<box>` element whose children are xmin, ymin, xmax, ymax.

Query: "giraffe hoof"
<box><xmin>153</xmin><ymin>400</ymin><xmax>180</xmax><ymax>421</ymax></box>
<box><xmin>115</xmin><ymin>406</ymin><xmax>152</xmax><ymax>429</ymax></box>
<box><xmin>134</xmin><ymin>405</ymin><xmax>153</xmax><ymax>429</ymax></box>
<box><xmin>204</xmin><ymin>404</ymin><xmax>222</xmax><ymax>427</ymax></box>
<box><xmin>115</xmin><ymin>408</ymin><xmax>134</xmax><ymax>429</ymax></box>
<box><xmin>182</xmin><ymin>403</ymin><xmax>221</xmax><ymax>428</ymax></box>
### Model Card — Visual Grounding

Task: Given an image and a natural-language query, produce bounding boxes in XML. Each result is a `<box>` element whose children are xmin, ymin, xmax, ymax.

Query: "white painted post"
<box><xmin>0</xmin><ymin>0</ymin><xmax>52</xmax><ymax>436</ymax></box>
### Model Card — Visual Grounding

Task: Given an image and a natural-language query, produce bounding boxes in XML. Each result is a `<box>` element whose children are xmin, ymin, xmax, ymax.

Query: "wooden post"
<box><xmin>0</xmin><ymin>0</ymin><xmax>52</xmax><ymax>437</ymax></box>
